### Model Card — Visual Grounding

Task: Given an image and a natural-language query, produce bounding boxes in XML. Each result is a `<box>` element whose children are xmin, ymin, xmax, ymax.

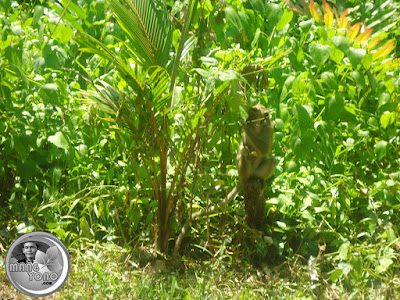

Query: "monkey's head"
<box><xmin>246</xmin><ymin>104</ymin><xmax>271</xmax><ymax>134</ymax></box>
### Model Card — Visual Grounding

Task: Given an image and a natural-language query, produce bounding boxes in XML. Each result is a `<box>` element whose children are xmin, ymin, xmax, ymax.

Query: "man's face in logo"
<box><xmin>22</xmin><ymin>242</ymin><xmax>38</xmax><ymax>262</ymax></box>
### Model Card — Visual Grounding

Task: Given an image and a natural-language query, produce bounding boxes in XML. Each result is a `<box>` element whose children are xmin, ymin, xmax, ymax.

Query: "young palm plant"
<box><xmin>72</xmin><ymin>0</ymin><xmax>198</xmax><ymax>253</ymax></box>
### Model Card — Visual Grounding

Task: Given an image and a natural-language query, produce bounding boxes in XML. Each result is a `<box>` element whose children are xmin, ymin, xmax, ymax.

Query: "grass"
<box><xmin>1</xmin><ymin>241</ymin><xmax>399</xmax><ymax>299</ymax></box>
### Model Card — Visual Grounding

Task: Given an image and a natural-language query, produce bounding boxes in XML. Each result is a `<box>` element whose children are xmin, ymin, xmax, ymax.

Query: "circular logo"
<box><xmin>5</xmin><ymin>231</ymin><xmax>70</xmax><ymax>297</ymax></box>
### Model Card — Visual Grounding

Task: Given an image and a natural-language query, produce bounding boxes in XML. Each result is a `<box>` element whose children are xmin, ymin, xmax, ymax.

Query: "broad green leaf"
<box><xmin>76</xmin><ymin>144</ymin><xmax>88</xmax><ymax>156</ymax></box>
<box><xmin>218</xmin><ymin>69</ymin><xmax>238</xmax><ymax>82</ymax></box>
<box><xmin>347</xmin><ymin>47</ymin><xmax>366</xmax><ymax>67</ymax></box>
<box><xmin>265</xmin><ymin>3</ymin><xmax>283</xmax><ymax>28</ymax></box>
<box><xmin>330</xmin><ymin>46</ymin><xmax>344</xmax><ymax>64</ymax></box>
<box><xmin>53</xmin><ymin>24</ymin><xmax>74</xmax><ymax>44</ymax></box>
<box><xmin>325</xmin><ymin>95</ymin><xmax>344</xmax><ymax>121</ymax></box>
<box><xmin>314</xmin><ymin>206</ymin><xmax>330</xmax><ymax>213</ymax></box>
<box><xmin>331</xmin><ymin>35</ymin><xmax>350</xmax><ymax>53</ymax></box>
<box><xmin>276</xmin><ymin>9</ymin><xmax>293</xmax><ymax>31</ymax></box>
<box><xmin>351</xmin><ymin>70</ymin><xmax>366</xmax><ymax>90</ymax></box>
<box><xmin>200</xmin><ymin>57</ymin><xmax>218</xmax><ymax>66</ymax></box>
<box><xmin>249</xmin><ymin>0</ymin><xmax>265</xmax><ymax>17</ymax></box>
<box><xmin>302</xmin><ymin>210</ymin><xmax>314</xmax><ymax>222</ymax></box>
<box><xmin>194</xmin><ymin>67</ymin><xmax>218</xmax><ymax>78</ymax></box>
<box><xmin>32</xmin><ymin>5</ymin><xmax>44</xmax><ymax>26</ymax></box>
<box><xmin>321</xmin><ymin>71</ymin><xmax>338</xmax><ymax>90</ymax></box>
<box><xmin>362</xmin><ymin>53</ymin><xmax>373</xmax><ymax>70</ymax></box>
<box><xmin>351</xmin><ymin>256</ymin><xmax>362</xmax><ymax>274</ymax></box>
<box><xmin>53</xmin><ymin>168</ymin><xmax>62</xmax><ymax>184</ymax></box>
<box><xmin>380</xmin><ymin>112</ymin><xmax>395</xmax><ymax>129</ymax></box>
<box><xmin>374</xmin><ymin>140</ymin><xmax>388</xmax><ymax>160</ymax></box>
<box><xmin>378</xmin><ymin>92</ymin><xmax>390</xmax><ymax>107</ymax></box>
<box><xmin>225</xmin><ymin>6</ymin><xmax>242</xmax><ymax>31</ymax></box>
<box><xmin>338</xmin><ymin>262</ymin><xmax>352</xmax><ymax>276</ymax></box>
<box><xmin>337</xmin><ymin>242</ymin><xmax>350</xmax><ymax>260</ymax></box>
<box><xmin>287</xmin><ymin>161</ymin><xmax>299</xmax><ymax>173</ymax></box>
<box><xmin>11</xmin><ymin>25</ymin><xmax>21</xmax><ymax>36</ymax></box>
<box><xmin>48</xmin><ymin>132</ymin><xmax>70</xmax><ymax>150</ymax></box>
<box><xmin>309</xmin><ymin>43</ymin><xmax>331</xmax><ymax>67</ymax></box>
<box><xmin>300</xmin><ymin>19</ymin><xmax>314</xmax><ymax>32</ymax></box>
<box><xmin>294</xmin><ymin>105</ymin><xmax>312</xmax><ymax>132</ymax></box>
<box><xmin>330</xmin><ymin>268</ymin><xmax>342</xmax><ymax>282</ymax></box>
<box><xmin>376</xmin><ymin>257</ymin><xmax>393</xmax><ymax>274</ymax></box>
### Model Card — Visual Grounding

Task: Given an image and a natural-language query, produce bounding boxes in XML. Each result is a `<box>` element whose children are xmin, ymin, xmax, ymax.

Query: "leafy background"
<box><xmin>0</xmin><ymin>0</ymin><xmax>399</xmax><ymax>298</ymax></box>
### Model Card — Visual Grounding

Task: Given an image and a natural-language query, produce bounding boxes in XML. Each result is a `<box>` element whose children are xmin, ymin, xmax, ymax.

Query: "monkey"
<box><xmin>238</xmin><ymin>104</ymin><xmax>276</xmax><ymax>186</ymax></box>
<box><xmin>174</xmin><ymin>104</ymin><xmax>276</xmax><ymax>252</ymax></box>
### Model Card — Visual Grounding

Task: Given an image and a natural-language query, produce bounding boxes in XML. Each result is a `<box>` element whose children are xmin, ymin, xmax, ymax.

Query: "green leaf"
<box><xmin>218</xmin><ymin>69</ymin><xmax>238</xmax><ymax>82</ymax></box>
<box><xmin>362</xmin><ymin>53</ymin><xmax>373</xmax><ymax>70</ymax></box>
<box><xmin>265</xmin><ymin>3</ymin><xmax>284</xmax><ymax>28</ymax></box>
<box><xmin>61</xmin><ymin>0</ymin><xmax>87</xmax><ymax>20</ymax></box>
<box><xmin>325</xmin><ymin>95</ymin><xmax>344</xmax><ymax>121</ymax></box>
<box><xmin>249</xmin><ymin>0</ymin><xmax>265</xmax><ymax>17</ymax></box>
<box><xmin>309</xmin><ymin>43</ymin><xmax>331</xmax><ymax>68</ymax></box>
<box><xmin>32</xmin><ymin>6</ymin><xmax>44</xmax><ymax>26</ymax></box>
<box><xmin>321</xmin><ymin>71</ymin><xmax>338</xmax><ymax>90</ymax></box>
<box><xmin>376</xmin><ymin>257</ymin><xmax>393</xmax><ymax>274</ymax></box>
<box><xmin>351</xmin><ymin>70</ymin><xmax>366</xmax><ymax>90</ymax></box>
<box><xmin>74</xmin><ymin>32</ymin><xmax>144</xmax><ymax>93</ymax></box>
<box><xmin>53</xmin><ymin>24</ymin><xmax>74</xmax><ymax>44</ymax></box>
<box><xmin>330</xmin><ymin>45</ymin><xmax>344</xmax><ymax>64</ymax></box>
<box><xmin>276</xmin><ymin>9</ymin><xmax>293</xmax><ymax>31</ymax></box>
<box><xmin>338</xmin><ymin>262</ymin><xmax>352</xmax><ymax>276</ymax></box>
<box><xmin>48</xmin><ymin>132</ymin><xmax>70</xmax><ymax>150</ymax></box>
<box><xmin>380</xmin><ymin>112</ymin><xmax>395</xmax><ymax>129</ymax></box>
<box><xmin>300</xmin><ymin>19</ymin><xmax>314</xmax><ymax>32</ymax></box>
<box><xmin>330</xmin><ymin>268</ymin><xmax>342</xmax><ymax>282</ymax></box>
<box><xmin>347</xmin><ymin>47</ymin><xmax>366</xmax><ymax>67</ymax></box>
<box><xmin>294</xmin><ymin>104</ymin><xmax>312</xmax><ymax>132</ymax></box>
<box><xmin>225</xmin><ymin>6</ymin><xmax>242</xmax><ymax>31</ymax></box>
<box><xmin>11</xmin><ymin>25</ymin><xmax>22</xmax><ymax>36</ymax></box>
<box><xmin>374</xmin><ymin>140</ymin><xmax>388</xmax><ymax>160</ymax></box>
<box><xmin>107</xmin><ymin>0</ymin><xmax>173</xmax><ymax>69</ymax></box>
<box><xmin>331</xmin><ymin>35</ymin><xmax>350</xmax><ymax>53</ymax></box>
<box><xmin>378</xmin><ymin>93</ymin><xmax>390</xmax><ymax>107</ymax></box>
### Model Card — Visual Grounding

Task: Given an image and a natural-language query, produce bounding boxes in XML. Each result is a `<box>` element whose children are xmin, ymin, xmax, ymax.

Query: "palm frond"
<box><xmin>74</xmin><ymin>32</ymin><xmax>144</xmax><ymax>94</ymax></box>
<box><xmin>107</xmin><ymin>0</ymin><xmax>173</xmax><ymax>70</ymax></box>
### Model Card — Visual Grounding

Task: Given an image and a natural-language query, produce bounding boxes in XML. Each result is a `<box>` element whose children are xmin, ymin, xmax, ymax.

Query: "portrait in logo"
<box><xmin>5</xmin><ymin>231</ymin><xmax>70</xmax><ymax>297</ymax></box>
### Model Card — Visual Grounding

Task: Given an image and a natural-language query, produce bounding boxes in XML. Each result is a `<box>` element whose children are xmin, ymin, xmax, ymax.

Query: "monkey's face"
<box><xmin>246</xmin><ymin>105</ymin><xmax>271</xmax><ymax>134</ymax></box>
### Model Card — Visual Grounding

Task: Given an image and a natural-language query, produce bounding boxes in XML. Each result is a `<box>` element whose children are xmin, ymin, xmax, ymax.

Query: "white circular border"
<box><xmin>5</xmin><ymin>231</ymin><xmax>71</xmax><ymax>297</ymax></box>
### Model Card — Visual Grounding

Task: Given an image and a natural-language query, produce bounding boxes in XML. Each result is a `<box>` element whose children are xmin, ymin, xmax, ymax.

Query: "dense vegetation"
<box><xmin>1</xmin><ymin>0</ymin><xmax>399</xmax><ymax>298</ymax></box>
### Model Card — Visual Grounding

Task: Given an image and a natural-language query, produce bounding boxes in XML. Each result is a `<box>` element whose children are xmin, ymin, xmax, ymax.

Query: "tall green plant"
<box><xmin>68</xmin><ymin>0</ymin><xmax>200</xmax><ymax>252</ymax></box>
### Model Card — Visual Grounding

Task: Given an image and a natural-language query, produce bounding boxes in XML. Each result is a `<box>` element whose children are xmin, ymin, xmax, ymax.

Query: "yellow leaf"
<box><xmin>375</xmin><ymin>58</ymin><xmax>400</xmax><ymax>72</ymax></box>
<box><xmin>323</xmin><ymin>1</ymin><xmax>333</xmax><ymax>28</ymax></box>
<box><xmin>354</xmin><ymin>28</ymin><xmax>373</xmax><ymax>44</ymax></box>
<box><xmin>373</xmin><ymin>41</ymin><xmax>395</xmax><ymax>60</ymax></box>
<box><xmin>310</xmin><ymin>0</ymin><xmax>320</xmax><ymax>23</ymax></box>
<box><xmin>366</xmin><ymin>36</ymin><xmax>381</xmax><ymax>51</ymax></box>
<box><xmin>346</xmin><ymin>23</ymin><xmax>360</xmax><ymax>41</ymax></box>
<box><xmin>339</xmin><ymin>9</ymin><xmax>349</xmax><ymax>28</ymax></box>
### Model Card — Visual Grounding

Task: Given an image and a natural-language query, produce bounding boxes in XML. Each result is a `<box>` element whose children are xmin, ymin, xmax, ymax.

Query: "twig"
<box><xmin>174</xmin><ymin>184</ymin><xmax>241</xmax><ymax>253</ymax></box>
